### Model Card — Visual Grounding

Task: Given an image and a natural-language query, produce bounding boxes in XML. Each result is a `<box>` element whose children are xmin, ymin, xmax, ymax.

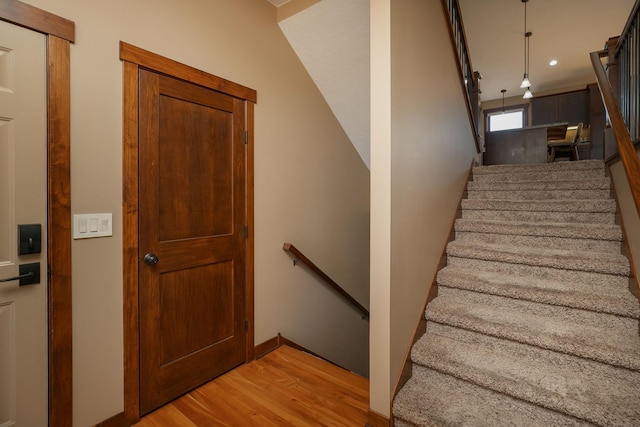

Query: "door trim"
<box><xmin>0</xmin><ymin>2</ymin><xmax>74</xmax><ymax>426</ymax></box>
<box><xmin>120</xmin><ymin>41</ymin><xmax>256</xmax><ymax>425</ymax></box>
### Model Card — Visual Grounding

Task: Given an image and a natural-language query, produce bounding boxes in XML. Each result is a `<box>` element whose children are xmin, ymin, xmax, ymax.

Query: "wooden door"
<box><xmin>0</xmin><ymin>19</ymin><xmax>48</xmax><ymax>426</ymax></box>
<box><xmin>138</xmin><ymin>69</ymin><xmax>247</xmax><ymax>414</ymax></box>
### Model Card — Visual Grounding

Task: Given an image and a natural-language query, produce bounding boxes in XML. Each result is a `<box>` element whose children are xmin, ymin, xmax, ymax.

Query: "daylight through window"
<box><xmin>488</xmin><ymin>110</ymin><xmax>524</xmax><ymax>132</ymax></box>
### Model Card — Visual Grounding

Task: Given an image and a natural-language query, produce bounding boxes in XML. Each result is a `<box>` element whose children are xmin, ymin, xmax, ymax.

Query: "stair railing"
<box><xmin>615</xmin><ymin>0</ymin><xmax>640</xmax><ymax>144</ymax></box>
<box><xmin>282</xmin><ymin>243</ymin><xmax>369</xmax><ymax>320</ymax></box>
<box><xmin>441</xmin><ymin>0</ymin><xmax>481</xmax><ymax>154</ymax></box>
<box><xmin>590</xmin><ymin>0</ymin><xmax>640</xmax><ymax>219</ymax></box>
<box><xmin>590</xmin><ymin>54</ymin><xmax>640</xmax><ymax>218</ymax></box>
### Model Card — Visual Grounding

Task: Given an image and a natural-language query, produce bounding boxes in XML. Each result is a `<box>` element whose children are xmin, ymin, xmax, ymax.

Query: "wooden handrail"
<box><xmin>282</xmin><ymin>243</ymin><xmax>369</xmax><ymax>320</ymax></box>
<box><xmin>440</xmin><ymin>0</ymin><xmax>481</xmax><ymax>154</ymax></box>
<box><xmin>590</xmin><ymin>50</ymin><xmax>640</xmax><ymax>218</ymax></box>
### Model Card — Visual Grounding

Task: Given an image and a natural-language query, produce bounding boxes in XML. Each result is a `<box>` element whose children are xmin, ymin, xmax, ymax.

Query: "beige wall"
<box><xmin>369</xmin><ymin>0</ymin><xmax>477</xmax><ymax>417</ymax></box>
<box><xmin>20</xmin><ymin>0</ymin><xmax>370</xmax><ymax>425</ymax></box>
<box><xmin>610</xmin><ymin>149</ymin><xmax>640</xmax><ymax>288</ymax></box>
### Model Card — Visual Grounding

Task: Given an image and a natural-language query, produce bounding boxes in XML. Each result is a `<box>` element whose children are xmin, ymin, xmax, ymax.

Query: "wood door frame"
<box><xmin>120</xmin><ymin>42</ymin><xmax>256</xmax><ymax>425</ymax></box>
<box><xmin>0</xmin><ymin>2</ymin><xmax>74</xmax><ymax>426</ymax></box>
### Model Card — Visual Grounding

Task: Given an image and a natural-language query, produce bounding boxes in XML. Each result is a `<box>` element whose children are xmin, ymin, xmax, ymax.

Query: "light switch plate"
<box><xmin>73</xmin><ymin>213</ymin><xmax>113</xmax><ymax>239</ymax></box>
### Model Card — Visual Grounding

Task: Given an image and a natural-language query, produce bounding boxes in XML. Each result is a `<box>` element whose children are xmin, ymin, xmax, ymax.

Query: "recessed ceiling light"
<box><xmin>549</xmin><ymin>59</ymin><xmax>558</xmax><ymax>66</ymax></box>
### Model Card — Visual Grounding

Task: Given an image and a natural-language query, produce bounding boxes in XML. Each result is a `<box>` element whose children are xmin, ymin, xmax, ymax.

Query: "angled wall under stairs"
<box><xmin>393</xmin><ymin>160</ymin><xmax>640</xmax><ymax>426</ymax></box>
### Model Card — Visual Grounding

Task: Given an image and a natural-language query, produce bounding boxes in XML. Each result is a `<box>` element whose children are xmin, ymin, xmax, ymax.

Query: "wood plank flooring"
<box><xmin>134</xmin><ymin>345</ymin><xmax>369</xmax><ymax>426</ymax></box>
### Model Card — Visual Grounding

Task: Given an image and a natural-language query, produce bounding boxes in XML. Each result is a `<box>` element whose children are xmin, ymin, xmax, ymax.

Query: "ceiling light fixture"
<box><xmin>520</xmin><ymin>0</ymin><xmax>533</xmax><ymax>98</ymax></box>
<box><xmin>523</xmin><ymin>87</ymin><xmax>533</xmax><ymax>99</ymax></box>
<box><xmin>501</xmin><ymin>89</ymin><xmax>507</xmax><ymax>112</ymax></box>
<box><xmin>549</xmin><ymin>59</ymin><xmax>558</xmax><ymax>66</ymax></box>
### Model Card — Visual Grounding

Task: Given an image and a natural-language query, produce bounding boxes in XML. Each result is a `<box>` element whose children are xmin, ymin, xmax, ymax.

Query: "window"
<box><xmin>487</xmin><ymin>109</ymin><xmax>525</xmax><ymax>132</ymax></box>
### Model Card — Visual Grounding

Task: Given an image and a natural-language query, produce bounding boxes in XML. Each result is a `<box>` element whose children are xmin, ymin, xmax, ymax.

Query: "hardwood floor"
<box><xmin>134</xmin><ymin>345</ymin><xmax>370</xmax><ymax>426</ymax></box>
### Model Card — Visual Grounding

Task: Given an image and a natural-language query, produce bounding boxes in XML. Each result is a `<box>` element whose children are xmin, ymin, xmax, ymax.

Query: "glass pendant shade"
<box><xmin>523</xmin><ymin>87</ymin><xmax>533</xmax><ymax>99</ymax></box>
<box><xmin>520</xmin><ymin>75</ymin><xmax>531</xmax><ymax>88</ymax></box>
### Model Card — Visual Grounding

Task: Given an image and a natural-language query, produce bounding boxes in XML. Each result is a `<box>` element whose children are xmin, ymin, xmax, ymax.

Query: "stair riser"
<box><xmin>461</xmin><ymin>210</ymin><xmax>616</xmax><ymax>224</ymax></box>
<box><xmin>467</xmin><ymin>189</ymin><xmax>611</xmax><ymax>200</ymax></box>
<box><xmin>473</xmin><ymin>170</ymin><xmax>603</xmax><ymax>183</ymax></box>
<box><xmin>454</xmin><ymin>231</ymin><xmax>621</xmax><ymax>254</ymax></box>
<box><xmin>473</xmin><ymin>160</ymin><xmax>605</xmax><ymax>175</ymax></box>
<box><xmin>447</xmin><ymin>246</ymin><xmax>630</xmax><ymax>275</ymax></box>
<box><xmin>447</xmin><ymin>256</ymin><xmax>631</xmax><ymax>288</ymax></box>
<box><xmin>462</xmin><ymin>199</ymin><xmax>616</xmax><ymax>213</ymax></box>
<box><xmin>455</xmin><ymin>219</ymin><xmax>623</xmax><ymax>241</ymax></box>
<box><xmin>468</xmin><ymin>179</ymin><xmax>611</xmax><ymax>192</ymax></box>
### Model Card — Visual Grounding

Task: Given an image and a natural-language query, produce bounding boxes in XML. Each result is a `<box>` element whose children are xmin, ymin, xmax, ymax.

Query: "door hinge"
<box><xmin>244</xmin><ymin>225</ymin><xmax>248</xmax><ymax>239</ymax></box>
<box><xmin>244</xmin><ymin>319</ymin><xmax>249</xmax><ymax>332</ymax></box>
<box><xmin>244</xmin><ymin>131</ymin><xmax>248</xmax><ymax>145</ymax></box>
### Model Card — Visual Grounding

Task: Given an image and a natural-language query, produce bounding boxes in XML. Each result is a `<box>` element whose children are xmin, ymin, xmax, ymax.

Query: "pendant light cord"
<box><xmin>524</xmin><ymin>0</ymin><xmax>528</xmax><ymax>77</ymax></box>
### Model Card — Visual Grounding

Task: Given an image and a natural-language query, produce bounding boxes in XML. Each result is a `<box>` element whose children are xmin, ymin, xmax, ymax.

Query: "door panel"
<box><xmin>139</xmin><ymin>70</ymin><xmax>247</xmax><ymax>414</ymax></box>
<box><xmin>158</xmin><ymin>261</ymin><xmax>234</xmax><ymax>364</ymax></box>
<box><xmin>0</xmin><ymin>20</ymin><xmax>47</xmax><ymax>427</ymax></box>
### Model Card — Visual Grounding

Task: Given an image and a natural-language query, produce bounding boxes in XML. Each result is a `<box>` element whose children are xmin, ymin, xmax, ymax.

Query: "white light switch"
<box><xmin>73</xmin><ymin>213</ymin><xmax>113</xmax><ymax>239</ymax></box>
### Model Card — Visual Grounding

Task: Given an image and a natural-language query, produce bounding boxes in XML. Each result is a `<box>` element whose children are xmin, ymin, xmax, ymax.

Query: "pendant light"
<box><xmin>501</xmin><ymin>89</ymin><xmax>507</xmax><ymax>112</ymax></box>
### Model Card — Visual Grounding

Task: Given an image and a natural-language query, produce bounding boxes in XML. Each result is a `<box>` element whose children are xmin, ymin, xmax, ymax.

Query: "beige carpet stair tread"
<box><xmin>455</xmin><ymin>230</ymin><xmax>621</xmax><ymax>253</ymax></box>
<box><xmin>412</xmin><ymin>323</ymin><xmax>640</xmax><ymax>427</ymax></box>
<box><xmin>393</xmin><ymin>366</ymin><xmax>593</xmax><ymax>427</ymax></box>
<box><xmin>447</xmin><ymin>256</ymin><xmax>631</xmax><ymax>288</ymax></box>
<box><xmin>426</xmin><ymin>287</ymin><xmax>640</xmax><ymax>370</ymax></box>
<box><xmin>446</xmin><ymin>241</ymin><xmax>630</xmax><ymax>276</ymax></box>
<box><xmin>454</xmin><ymin>218</ymin><xmax>622</xmax><ymax>241</ymax></box>
<box><xmin>437</xmin><ymin>266</ymin><xmax>640</xmax><ymax>318</ymax></box>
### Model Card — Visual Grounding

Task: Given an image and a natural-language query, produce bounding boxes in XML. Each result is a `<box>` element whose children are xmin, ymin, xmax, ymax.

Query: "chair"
<box><xmin>548</xmin><ymin>122</ymin><xmax>583</xmax><ymax>162</ymax></box>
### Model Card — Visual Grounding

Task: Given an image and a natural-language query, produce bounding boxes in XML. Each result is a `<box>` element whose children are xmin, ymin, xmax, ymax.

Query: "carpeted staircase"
<box><xmin>393</xmin><ymin>160</ymin><xmax>640</xmax><ymax>426</ymax></box>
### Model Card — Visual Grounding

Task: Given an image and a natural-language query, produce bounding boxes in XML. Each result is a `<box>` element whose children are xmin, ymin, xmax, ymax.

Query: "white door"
<box><xmin>0</xmin><ymin>20</ymin><xmax>47</xmax><ymax>427</ymax></box>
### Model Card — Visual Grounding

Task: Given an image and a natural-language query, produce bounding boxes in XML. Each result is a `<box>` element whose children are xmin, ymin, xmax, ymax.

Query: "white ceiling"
<box><xmin>458</xmin><ymin>0</ymin><xmax>636</xmax><ymax>101</ymax></box>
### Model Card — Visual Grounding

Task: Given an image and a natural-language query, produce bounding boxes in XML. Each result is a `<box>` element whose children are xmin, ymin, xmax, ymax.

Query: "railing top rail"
<box><xmin>590</xmin><ymin>51</ymin><xmax>640</xmax><ymax>218</ymax></box>
<box><xmin>282</xmin><ymin>243</ymin><xmax>369</xmax><ymax>320</ymax></box>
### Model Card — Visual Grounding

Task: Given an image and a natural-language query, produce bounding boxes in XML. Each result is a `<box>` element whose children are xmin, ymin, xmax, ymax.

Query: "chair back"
<box><xmin>573</xmin><ymin>122</ymin><xmax>583</xmax><ymax>143</ymax></box>
<box><xmin>563</xmin><ymin>127</ymin><xmax>578</xmax><ymax>143</ymax></box>
<box><xmin>561</xmin><ymin>122</ymin><xmax>583</xmax><ymax>144</ymax></box>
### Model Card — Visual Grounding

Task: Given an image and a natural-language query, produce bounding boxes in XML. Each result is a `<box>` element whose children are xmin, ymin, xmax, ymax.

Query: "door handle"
<box><xmin>0</xmin><ymin>272</ymin><xmax>34</xmax><ymax>283</ymax></box>
<box><xmin>0</xmin><ymin>262</ymin><xmax>40</xmax><ymax>286</ymax></box>
<box><xmin>143</xmin><ymin>253</ymin><xmax>159</xmax><ymax>266</ymax></box>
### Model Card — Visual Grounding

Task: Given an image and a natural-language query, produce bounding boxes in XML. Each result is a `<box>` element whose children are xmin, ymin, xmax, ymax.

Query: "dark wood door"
<box><xmin>138</xmin><ymin>69</ymin><xmax>247</xmax><ymax>414</ymax></box>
